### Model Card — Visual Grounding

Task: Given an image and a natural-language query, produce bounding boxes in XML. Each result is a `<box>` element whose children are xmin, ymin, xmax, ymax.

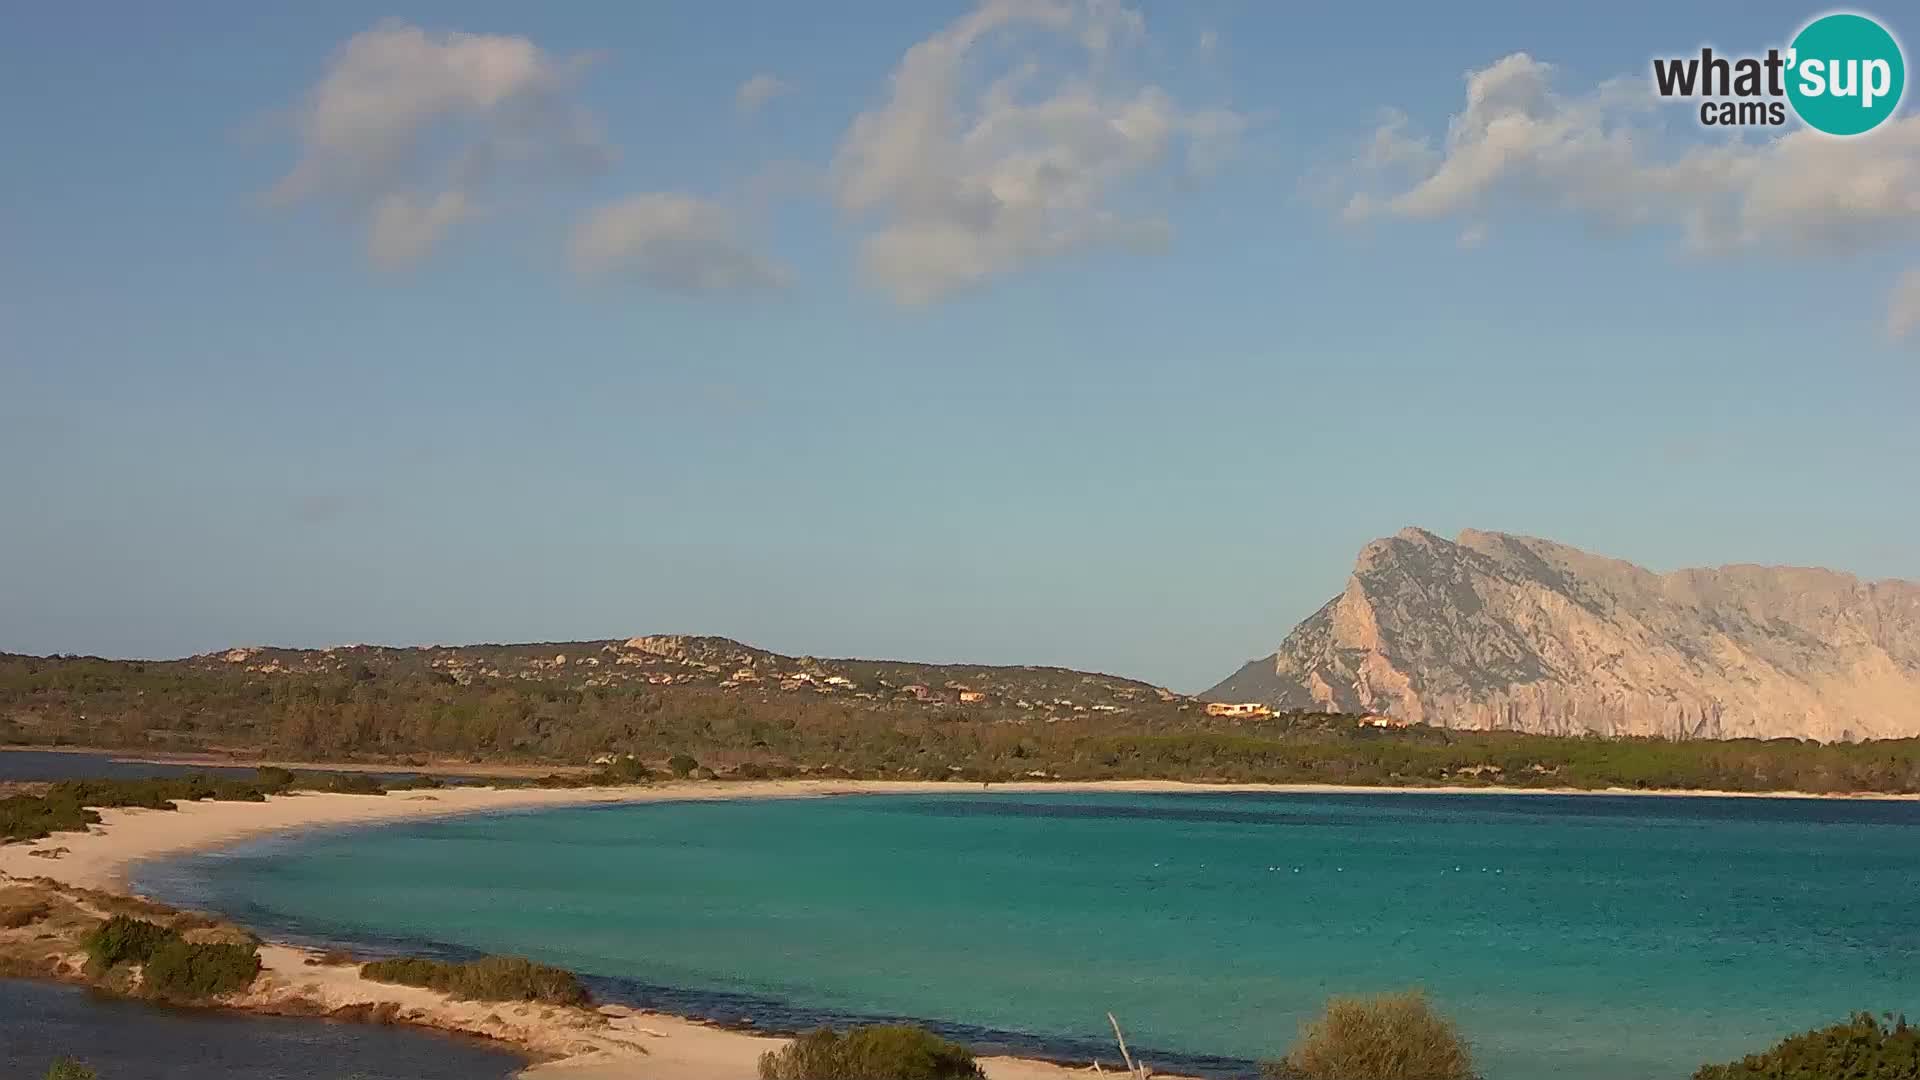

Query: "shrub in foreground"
<box><xmin>255</xmin><ymin>766</ymin><xmax>297</xmax><ymax>791</ymax></box>
<box><xmin>82</xmin><ymin>916</ymin><xmax>175</xmax><ymax>971</ymax></box>
<box><xmin>1693</xmin><ymin>1012</ymin><xmax>1919</xmax><ymax>1079</ymax></box>
<box><xmin>46</xmin><ymin>1060</ymin><xmax>96</xmax><ymax>1080</ymax></box>
<box><xmin>1262</xmin><ymin>990</ymin><xmax>1477</xmax><ymax>1080</ymax></box>
<box><xmin>3</xmin><ymin>771</ymin><xmax>432</xmax><ymax>845</ymax></box>
<box><xmin>295</xmin><ymin>772</ymin><xmax>386</xmax><ymax>795</ymax></box>
<box><xmin>141</xmin><ymin>938</ymin><xmax>261</xmax><ymax>999</ymax></box>
<box><xmin>383</xmin><ymin>774</ymin><xmax>445</xmax><ymax>790</ymax></box>
<box><xmin>360</xmin><ymin>955</ymin><xmax>590</xmax><ymax>1006</ymax></box>
<box><xmin>81</xmin><ymin>915</ymin><xmax>260</xmax><ymax>998</ymax></box>
<box><xmin>1</xmin><ymin>794</ymin><xmax>103</xmax><ymax>843</ymax></box>
<box><xmin>758</xmin><ymin>1025</ymin><xmax>985</xmax><ymax>1080</ymax></box>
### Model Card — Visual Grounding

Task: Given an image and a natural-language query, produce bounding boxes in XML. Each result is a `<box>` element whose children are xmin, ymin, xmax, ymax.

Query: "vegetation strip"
<box><xmin>8</xmin><ymin>644</ymin><xmax>1919</xmax><ymax>796</ymax></box>
<box><xmin>359</xmin><ymin>955</ymin><xmax>591</xmax><ymax>1006</ymax></box>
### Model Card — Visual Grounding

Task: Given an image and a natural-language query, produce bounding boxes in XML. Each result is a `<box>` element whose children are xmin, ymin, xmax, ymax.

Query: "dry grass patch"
<box><xmin>1262</xmin><ymin>990</ymin><xmax>1478</xmax><ymax>1080</ymax></box>
<box><xmin>0</xmin><ymin>888</ymin><xmax>53</xmax><ymax>929</ymax></box>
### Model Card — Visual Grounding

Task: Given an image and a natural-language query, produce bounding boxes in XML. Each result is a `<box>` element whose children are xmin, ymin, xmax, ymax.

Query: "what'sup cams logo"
<box><xmin>1652</xmin><ymin>11</ymin><xmax>1905</xmax><ymax>135</ymax></box>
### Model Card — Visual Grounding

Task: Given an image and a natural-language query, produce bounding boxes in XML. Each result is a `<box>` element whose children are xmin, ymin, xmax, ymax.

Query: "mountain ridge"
<box><xmin>1205</xmin><ymin>527</ymin><xmax>1920</xmax><ymax>741</ymax></box>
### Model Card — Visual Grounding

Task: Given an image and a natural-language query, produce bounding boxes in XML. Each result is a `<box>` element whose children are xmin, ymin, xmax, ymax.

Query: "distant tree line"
<box><xmin>4</xmin><ymin>655</ymin><xmax>1919</xmax><ymax>794</ymax></box>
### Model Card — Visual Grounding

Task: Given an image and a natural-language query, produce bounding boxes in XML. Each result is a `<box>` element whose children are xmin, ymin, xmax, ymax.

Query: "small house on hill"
<box><xmin>1205</xmin><ymin>702</ymin><xmax>1274</xmax><ymax>718</ymax></box>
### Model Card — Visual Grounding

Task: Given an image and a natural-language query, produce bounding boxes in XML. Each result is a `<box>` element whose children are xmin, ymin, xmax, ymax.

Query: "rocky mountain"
<box><xmin>1206</xmin><ymin>528</ymin><xmax>1920</xmax><ymax>741</ymax></box>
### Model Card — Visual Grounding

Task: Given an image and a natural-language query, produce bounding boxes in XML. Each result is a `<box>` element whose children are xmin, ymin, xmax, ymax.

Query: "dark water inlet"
<box><xmin>0</xmin><ymin>979</ymin><xmax>525</xmax><ymax>1080</ymax></box>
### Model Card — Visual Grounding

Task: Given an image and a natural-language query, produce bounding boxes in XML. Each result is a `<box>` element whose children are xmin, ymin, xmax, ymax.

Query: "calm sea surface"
<box><xmin>0</xmin><ymin>979</ymin><xmax>522</xmax><ymax>1080</ymax></box>
<box><xmin>138</xmin><ymin>791</ymin><xmax>1920</xmax><ymax>1080</ymax></box>
<box><xmin>0</xmin><ymin>749</ymin><xmax>264</xmax><ymax>782</ymax></box>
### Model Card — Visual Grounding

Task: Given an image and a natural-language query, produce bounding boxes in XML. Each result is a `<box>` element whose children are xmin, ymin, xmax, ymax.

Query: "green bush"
<box><xmin>82</xmin><ymin>916</ymin><xmax>176</xmax><ymax>971</ymax></box>
<box><xmin>140</xmin><ymin>938</ymin><xmax>261</xmax><ymax>999</ymax></box>
<box><xmin>297</xmin><ymin>772</ymin><xmax>386</xmax><ymax>795</ymax></box>
<box><xmin>46</xmin><ymin>1060</ymin><xmax>96</xmax><ymax>1080</ymax></box>
<box><xmin>3</xmin><ymin>775</ymin><xmax>299</xmax><ymax>843</ymax></box>
<box><xmin>1262</xmin><ymin>991</ymin><xmax>1478</xmax><ymax>1080</ymax></box>
<box><xmin>667</xmin><ymin>754</ymin><xmax>700</xmax><ymax>778</ymax></box>
<box><xmin>1693</xmin><ymin>1013</ymin><xmax>1919</xmax><ymax>1079</ymax></box>
<box><xmin>81</xmin><ymin>916</ymin><xmax>260</xmax><ymax>999</ymax></box>
<box><xmin>1</xmin><ymin>794</ymin><xmax>102</xmax><ymax>842</ymax></box>
<box><xmin>255</xmin><ymin>766</ymin><xmax>296</xmax><ymax>790</ymax></box>
<box><xmin>358</xmin><ymin>955</ymin><xmax>441</xmax><ymax>984</ymax></box>
<box><xmin>360</xmin><ymin>955</ymin><xmax>590</xmax><ymax>1006</ymax></box>
<box><xmin>758</xmin><ymin>1025</ymin><xmax>985</xmax><ymax>1080</ymax></box>
<box><xmin>381</xmin><ymin>774</ymin><xmax>445</xmax><ymax>790</ymax></box>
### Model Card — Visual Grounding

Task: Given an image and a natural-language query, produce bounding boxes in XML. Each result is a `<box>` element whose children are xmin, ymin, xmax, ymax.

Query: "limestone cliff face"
<box><xmin>1206</xmin><ymin>528</ymin><xmax>1920</xmax><ymax>741</ymax></box>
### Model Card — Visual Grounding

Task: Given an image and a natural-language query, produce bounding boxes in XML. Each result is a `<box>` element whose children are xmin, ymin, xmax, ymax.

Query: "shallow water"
<box><xmin>0</xmin><ymin>979</ymin><xmax>523</xmax><ymax>1080</ymax></box>
<box><xmin>141</xmin><ymin>791</ymin><xmax>1920</xmax><ymax>1079</ymax></box>
<box><xmin>0</xmin><ymin>749</ymin><xmax>262</xmax><ymax>782</ymax></box>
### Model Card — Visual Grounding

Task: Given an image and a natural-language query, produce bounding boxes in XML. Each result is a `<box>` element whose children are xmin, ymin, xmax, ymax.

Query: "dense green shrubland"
<box><xmin>140</xmin><ymin>938</ymin><xmax>261</xmax><ymax>998</ymax></box>
<box><xmin>758</xmin><ymin>1025</ymin><xmax>985</xmax><ymax>1080</ymax></box>
<box><xmin>8</xmin><ymin>649</ymin><xmax>1919</xmax><ymax>794</ymax></box>
<box><xmin>1693</xmin><ymin>1013</ymin><xmax>1919</xmax><ymax>1079</ymax></box>
<box><xmin>359</xmin><ymin>955</ymin><xmax>591</xmax><ymax>1006</ymax></box>
<box><xmin>0</xmin><ymin>769</ymin><xmax>464</xmax><ymax>844</ymax></box>
<box><xmin>82</xmin><ymin>915</ymin><xmax>178</xmax><ymax>971</ymax></box>
<box><xmin>80</xmin><ymin>916</ymin><xmax>259</xmax><ymax>1000</ymax></box>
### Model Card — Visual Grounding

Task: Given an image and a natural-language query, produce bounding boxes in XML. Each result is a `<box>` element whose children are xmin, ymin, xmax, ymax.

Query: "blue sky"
<box><xmin>2</xmin><ymin>1</ymin><xmax>1916</xmax><ymax>692</ymax></box>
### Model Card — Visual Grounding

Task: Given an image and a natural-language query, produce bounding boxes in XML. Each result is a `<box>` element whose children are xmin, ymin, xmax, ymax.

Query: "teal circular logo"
<box><xmin>1787</xmin><ymin>13</ymin><xmax>1905</xmax><ymax>135</ymax></box>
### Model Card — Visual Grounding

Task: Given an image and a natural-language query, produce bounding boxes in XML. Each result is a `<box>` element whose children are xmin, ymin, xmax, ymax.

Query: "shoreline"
<box><xmin>3</xmin><ymin>777</ymin><xmax>1916</xmax><ymax>1080</ymax></box>
<box><xmin>0</xmin><ymin>780</ymin><xmax>1209</xmax><ymax>1080</ymax></box>
<box><xmin>0</xmin><ymin>744</ymin><xmax>593</xmax><ymax>780</ymax></box>
<box><xmin>6</xmin><ymin>773</ymin><xmax>1917</xmax><ymax>897</ymax></box>
<box><xmin>7</xmin><ymin>745</ymin><xmax>1917</xmax><ymax>804</ymax></box>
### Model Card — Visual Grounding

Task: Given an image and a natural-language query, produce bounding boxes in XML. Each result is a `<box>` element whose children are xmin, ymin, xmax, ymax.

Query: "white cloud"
<box><xmin>831</xmin><ymin>0</ymin><xmax>1243</xmax><ymax>304</ymax></box>
<box><xmin>736</xmin><ymin>73</ymin><xmax>791</xmax><ymax>114</ymax></box>
<box><xmin>1340</xmin><ymin>52</ymin><xmax>1920</xmax><ymax>330</ymax></box>
<box><xmin>270</xmin><ymin>20</ymin><xmax>609</xmax><ymax>266</ymax></box>
<box><xmin>1891</xmin><ymin>270</ymin><xmax>1920</xmax><ymax>341</ymax></box>
<box><xmin>571</xmin><ymin>194</ymin><xmax>787</xmax><ymax>293</ymax></box>
<box><xmin>366</xmin><ymin>191</ymin><xmax>473</xmax><ymax>268</ymax></box>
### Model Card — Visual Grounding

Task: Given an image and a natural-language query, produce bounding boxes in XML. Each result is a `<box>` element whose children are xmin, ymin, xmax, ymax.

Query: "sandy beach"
<box><xmin>3</xmin><ymin>776</ymin><xmax>1914</xmax><ymax>1080</ymax></box>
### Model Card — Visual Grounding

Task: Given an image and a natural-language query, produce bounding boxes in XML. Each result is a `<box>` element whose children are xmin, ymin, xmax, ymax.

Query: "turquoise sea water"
<box><xmin>141</xmin><ymin>792</ymin><xmax>1920</xmax><ymax>1079</ymax></box>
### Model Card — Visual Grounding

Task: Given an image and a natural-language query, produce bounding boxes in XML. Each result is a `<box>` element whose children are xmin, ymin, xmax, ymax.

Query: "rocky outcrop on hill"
<box><xmin>1206</xmin><ymin>528</ymin><xmax>1920</xmax><ymax>741</ymax></box>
